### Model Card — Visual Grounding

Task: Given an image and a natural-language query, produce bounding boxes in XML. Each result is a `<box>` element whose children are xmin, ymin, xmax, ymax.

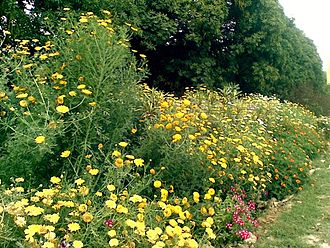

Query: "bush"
<box><xmin>135</xmin><ymin>87</ymin><xmax>325</xmax><ymax>200</ymax></box>
<box><xmin>0</xmin><ymin>10</ymin><xmax>146</xmax><ymax>183</ymax></box>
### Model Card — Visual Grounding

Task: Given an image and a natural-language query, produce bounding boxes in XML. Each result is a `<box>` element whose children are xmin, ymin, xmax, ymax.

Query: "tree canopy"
<box><xmin>0</xmin><ymin>0</ymin><xmax>327</xmax><ymax>102</ymax></box>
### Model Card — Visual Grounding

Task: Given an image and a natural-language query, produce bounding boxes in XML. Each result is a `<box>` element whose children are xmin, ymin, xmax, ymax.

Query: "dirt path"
<box><xmin>254</xmin><ymin>149</ymin><xmax>330</xmax><ymax>248</ymax></box>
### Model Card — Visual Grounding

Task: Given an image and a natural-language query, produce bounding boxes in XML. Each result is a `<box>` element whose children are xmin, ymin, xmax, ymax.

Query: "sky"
<box><xmin>278</xmin><ymin>0</ymin><xmax>330</xmax><ymax>70</ymax></box>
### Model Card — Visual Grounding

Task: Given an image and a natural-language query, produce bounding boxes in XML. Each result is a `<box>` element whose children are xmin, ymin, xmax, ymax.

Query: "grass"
<box><xmin>255</xmin><ymin>146</ymin><xmax>330</xmax><ymax>248</ymax></box>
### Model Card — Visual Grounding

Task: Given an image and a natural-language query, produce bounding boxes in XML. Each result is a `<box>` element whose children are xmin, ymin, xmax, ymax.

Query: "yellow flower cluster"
<box><xmin>1</xmin><ymin>170</ymin><xmax>224</xmax><ymax>247</ymax></box>
<box><xmin>147</xmin><ymin>87</ymin><xmax>275</xmax><ymax>192</ymax></box>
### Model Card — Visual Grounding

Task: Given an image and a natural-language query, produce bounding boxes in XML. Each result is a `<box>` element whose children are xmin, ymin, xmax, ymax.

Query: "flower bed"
<box><xmin>0</xmin><ymin>10</ymin><xmax>326</xmax><ymax>247</ymax></box>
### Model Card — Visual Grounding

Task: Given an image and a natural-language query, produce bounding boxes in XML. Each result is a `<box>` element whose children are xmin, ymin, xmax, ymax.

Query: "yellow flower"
<box><xmin>79</xmin><ymin>186</ymin><xmax>89</xmax><ymax>196</ymax></box>
<box><xmin>81</xmin><ymin>89</ymin><xmax>92</xmax><ymax>95</ymax></box>
<box><xmin>89</xmin><ymin>168</ymin><xmax>99</xmax><ymax>175</ymax></box>
<box><xmin>72</xmin><ymin>240</ymin><xmax>84</xmax><ymax>248</ymax></box>
<box><xmin>131</xmin><ymin>26</ymin><xmax>139</xmax><ymax>32</ymax></box>
<box><xmin>35</xmin><ymin>135</ymin><xmax>46</xmax><ymax>144</ymax></box>
<box><xmin>110</xmin><ymin>193</ymin><xmax>118</xmax><ymax>201</ymax></box>
<box><xmin>204</xmin><ymin>193</ymin><xmax>212</xmax><ymax>200</ymax></box>
<box><xmin>69</xmin><ymin>91</ymin><xmax>77</xmax><ymax>97</ymax></box>
<box><xmin>16</xmin><ymin>93</ymin><xmax>28</xmax><ymax>99</ymax></box>
<box><xmin>172</xmin><ymin>134</ymin><xmax>182</xmax><ymax>143</ymax></box>
<box><xmin>42</xmin><ymin>242</ymin><xmax>55</xmax><ymax>248</ymax></box>
<box><xmin>183</xmin><ymin>99</ymin><xmax>191</xmax><ymax>106</ymax></box>
<box><xmin>208</xmin><ymin>207</ymin><xmax>215</xmax><ymax>216</ymax></box>
<box><xmin>15</xmin><ymin>216</ymin><xmax>26</xmax><ymax>227</ymax></box>
<box><xmin>116</xmin><ymin>204</ymin><xmax>128</xmax><ymax>214</ymax></box>
<box><xmin>112</xmin><ymin>150</ymin><xmax>121</xmax><ymax>157</ymax></box>
<box><xmin>49</xmin><ymin>52</ymin><xmax>60</xmax><ymax>57</ymax></box>
<box><xmin>209</xmin><ymin>178</ymin><xmax>215</xmax><ymax>183</ymax></box>
<box><xmin>175</xmin><ymin>112</ymin><xmax>184</xmax><ymax>118</ymax></box>
<box><xmin>89</xmin><ymin>102</ymin><xmax>97</xmax><ymax>107</ymax></box>
<box><xmin>86</xmin><ymin>165</ymin><xmax>92</xmax><ymax>172</ymax></box>
<box><xmin>115</xmin><ymin>158</ymin><xmax>124</xmax><ymax>168</ymax></box>
<box><xmin>82</xmin><ymin>212</ymin><xmax>93</xmax><ymax>223</ymax></box>
<box><xmin>19</xmin><ymin>100</ymin><xmax>28</xmax><ymax>107</ymax></box>
<box><xmin>108</xmin><ymin>230</ymin><xmax>116</xmax><ymax>237</ymax></box>
<box><xmin>125</xmin><ymin>219</ymin><xmax>136</xmax><ymax>228</ymax></box>
<box><xmin>126</xmin><ymin>155</ymin><xmax>135</xmax><ymax>160</ymax></box>
<box><xmin>102</xmin><ymin>10</ymin><xmax>111</xmax><ymax>15</ymax></box>
<box><xmin>66</xmin><ymin>30</ymin><xmax>74</xmax><ymax>35</ymax></box>
<box><xmin>79</xmin><ymin>17</ymin><xmax>88</xmax><ymax>23</ymax></box>
<box><xmin>220</xmin><ymin>162</ymin><xmax>227</xmax><ymax>169</ymax></box>
<box><xmin>50</xmin><ymin>176</ymin><xmax>61</xmax><ymax>184</ymax></box>
<box><xmin>39</xmin><ymin>54</ymin><xmax>48</xmax><ymax>60</ymax></box>
<box><xmin>107</xmin><ymin>184</ymin><xmax>116</xmax><ymax>191</ymax></box>
<box><xmin>75</xmin><ymin>178</ymin><xmax>85</xmax><ymax>185</ymax></box>
<box><xmin>109</xmin><ymin>238</ymin><xmax>119</xmax><ymax>247</ymax></box>
<box><xmin>160</xmin><ymin>189</ymin><xmax>168</xmax><ymax>202</ymax></box>
<box><xmin>169</xmin><ymin>219</ymin><xmax>178</xmax><ymax>227</ymax></box>
<box><xmin>200</xmin><ymin>112</ymin><xmax>208</xmax><ymax>119</ymax></box>
<box><xmin>129</xmin><ymin>194</ymin><xmax>143</xmax><ymax>203</ymax></box>
<box><xmin>25</xmin><ymin>205</ymin><xmax>44</xmax><ymax>216</ymax></box>
<box><xmin>153</xmin><ymin>180</ymin><xmax>162</xmax><ymax>188</ymax></box>
<box><xmin>60</xmin><ymin>150</ymin><xmax>71</xmax><ymax>158</ymax></box>
<box><xmin>44</xmin><ymin>231</ymin><xmax>56</xmax><ymax>241</ymax></box>
<box><xmin>44</xmin><ymin>214</ymin><xmax>60</xmax><ymax>224</ymax></box>
<box><xmin>105</xmin><ymin>200</ymin><xmax>116</xmax><ymax>209</ymax></box>
<box><xmin>0</xmin><ymin>206</ymin><xmax>4</xmax><ymax>214</ymax></box>
<box><xmin>207</xmin><ymin>188</ymin><xmax>215</xmax><ymax>196</ymax></box>
<box><xmin>28</xmin><ymin>96</ymin><xmax>36</xmax><ymax>103</ymax></box>
<box><xmin>56</xmin><ymin>105</ymin><xmax>69</xmax><ymax>114</ymax></box>
<box><xmin>236</xmin><ymin>145</ymin><xmax>245</xmax><ymax>152</ymax></box>
<box><xmin>95</xmin><ymin>191</ymin><xmax>103</xmax><ymax>197</ymax></box>
<box><xmin>78</xmin><ymin>204</ymin><xmax>88</xmax><ymax>212</ymax></box>
<box><xmin>68</xmin><ymin>222</ymin><xmax>80</xmax><ymax>232</ymax></box>
<box><xmin>185</xmin><ymin>238</ymin><xmax>198</xmax><ymax>248</ymax></box>
<box><xmin>15</xmin><ymin>177</ymin><xmax>25</xmax><ymax>183</ymax></box>
<box><xmin>134</xmin><ymin>158</ymin><xmax>144</xmax><ymax>167</ymax></box>
<box><xmin>118</xmin><ymin>142</ymin><xmax>128</xmax><ymax>148</ymax></box>
<box><xmin>131</xmin><ymin>128</ymin><xmax>137</xmax><ymax>134</ymax></box>
<box><xmin>193</xmin><ymin>192</ymin><xmax>200</xmax><ymax>203</ymax></box>
<box><xmin>56</xmin><ymin>95</ymin><xmax>65</xmax><ymax>105</ymax></box>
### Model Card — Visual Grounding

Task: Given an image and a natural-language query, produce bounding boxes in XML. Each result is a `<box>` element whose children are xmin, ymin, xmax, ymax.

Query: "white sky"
<box><xmin>278</xmin><ymin>0</ymin><xmax>330</xmax><ymax>70</ymax></box>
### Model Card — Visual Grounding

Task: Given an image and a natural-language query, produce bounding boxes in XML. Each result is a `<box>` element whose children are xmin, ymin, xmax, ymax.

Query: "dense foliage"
<box><xmin>0</xmin><ymin>12</ymin><xmax>328</xmax><ymax>247</ymax></box>
<box><xmin>0</xmin><ymin>11</ymin><xmax>146</xmax><ymax>183</ymax></box>
<box><xmin>1</xmin><ymin>0</ymin><xmax>328</xmax><ymax>112</ymax></box>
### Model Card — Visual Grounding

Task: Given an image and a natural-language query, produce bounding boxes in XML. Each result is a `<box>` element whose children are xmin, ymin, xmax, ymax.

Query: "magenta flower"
<box><xmin>104</xmin><ymin>218</ymin><xmax>114</xmax><ymax>228</ymax></box>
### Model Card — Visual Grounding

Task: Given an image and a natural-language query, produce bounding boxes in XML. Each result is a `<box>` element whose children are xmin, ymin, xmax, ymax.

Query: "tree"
<box><xmin>1</xmin><ymin>0</ymin><xmax>327</xmax><ymax>103</ymax></box>
<box><xmin>227</xmin><ymin>0</ymin><xmax>326</xmax><ymax>98</ymax></box>
<box><xmin>0</xmin><ymin>0</ymin><xmax>41</xmax><ymax>43</ymax></box>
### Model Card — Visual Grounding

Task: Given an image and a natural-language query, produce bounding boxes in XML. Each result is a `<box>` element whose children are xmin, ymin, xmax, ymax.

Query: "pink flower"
<box><xmin>226</xmin><ymin>223</ymin><xmax>233</xmax><ymax>229</ymax></box>
<box><xmin>238</xmin><ymin>230</ymin><xmax>251</xmax><ymax>240</ymax></box>
<box><xmin>104</xmin><ymin>219</ymin><xmax>114</xmax><ymax>228</ymax></box>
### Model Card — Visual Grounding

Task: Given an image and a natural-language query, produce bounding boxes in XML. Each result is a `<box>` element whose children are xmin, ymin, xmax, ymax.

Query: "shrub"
<box><xmin>134</xmin><ymin>87</ymin><xmax>325</xmax><ymax>200</ymax></box>
<box><xmin>0</xmin><ymin>10</ymin><xmax>146</xmax><ymax>183</ymax></box>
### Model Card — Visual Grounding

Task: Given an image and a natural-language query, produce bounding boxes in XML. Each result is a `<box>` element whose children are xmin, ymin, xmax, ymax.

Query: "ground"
<box><xmin>255</xmin><ymin>147</ymin><xmax>330</xmax><ymax>248</ymax></box>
